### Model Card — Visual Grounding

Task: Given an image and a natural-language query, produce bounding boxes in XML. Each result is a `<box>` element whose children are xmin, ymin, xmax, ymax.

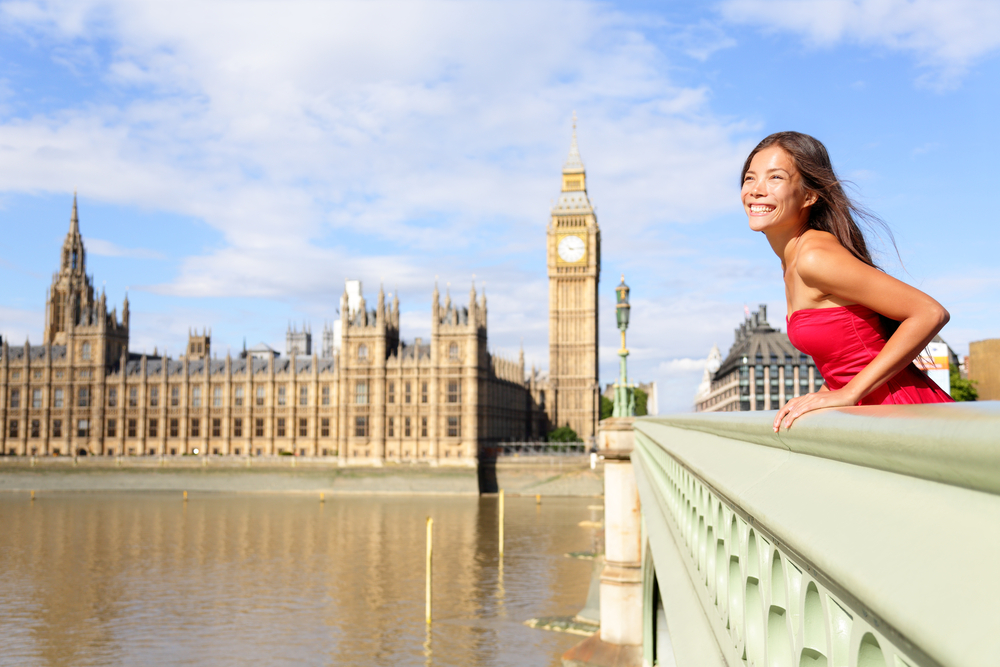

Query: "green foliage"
<box><xmin>601</xmin><ymin>388</ymin><xmax>649</xmax><ymax>418</ymax></box>
<box><xmin>548</xmin><ymin>425</ymin><xmax>581</xmax><ymax>443</ymax></box>
<box><xmin>600</xmin><ymin>395</ymin><xmax>613</xmax><ymax>420</ymax></box>
<box><xmin>950</xmin><ymin>366</ymin><xmax>978</xmax><ymax>402</ymax></box>
<box><xmin>634</xmin><ymin>388</ymin><xmax>648</xmax><ymax>417</ymax></box>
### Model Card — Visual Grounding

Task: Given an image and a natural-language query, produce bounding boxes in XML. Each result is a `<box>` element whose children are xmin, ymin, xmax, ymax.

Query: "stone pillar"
<box><xmin>600</xmin><ymin>453</ymin><xmax>642</xmax><ymax>646</ymax></box>
<box><xmin>267</xmin><ymin>355</ymin><xmax>275</xmax><ymax>455</ymax></box>
<box><xmin>139</xmin><ymin>355</ymin><xmax>148</xmax><ymax>455</ymax></box>
<box><xmin>311</xmin><ymin>354</ymin><xmax>320</xmax><ymax>456</ymax></box>
<box><xmin>1</xmin><ymin>339</ymin><xmax>9</xmax><ymax>455</ymax></box>
<box><xmin>224</xmin><ymin>354</ymin><xmax>232</xmax><ymax>455</ymax></box>
<box><xmin>563</xmin><ymin>430</ymin><xmax>642</xmax><ymax>667</ymax></box>
<box><xmin>43</xmin><ymin>344</ymin><xmax>52</xmax><ymax>454</ymax></box>
<box><xmin>289</xmin><ymin>351</ymin><xmax>298</xmax><ymax>455</ymax></box>
<box><xmin>181</xmin><ymin>356</ymin><xmax>189</xmax><ymax>454</ymax></box>
<box><xmin>159</xmin><ymin>360</ymin><xmax>169</xmax><ymax>455</ymax></box>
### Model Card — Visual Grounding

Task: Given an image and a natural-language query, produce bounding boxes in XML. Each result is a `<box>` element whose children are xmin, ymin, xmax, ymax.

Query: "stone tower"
<box><xmin>43</xmin><ymin>194</ymin><xmax>129</xmax><ymax>362</ymax></box>
<box><xmin>187</xmin><ymin>328</ymin><xmax>211</xmax><ymax>360</ymax></box>
<box><xmin>547</xmin><ymin>116</ymin><xmax>601</xmax><ymax>441</ymax></box>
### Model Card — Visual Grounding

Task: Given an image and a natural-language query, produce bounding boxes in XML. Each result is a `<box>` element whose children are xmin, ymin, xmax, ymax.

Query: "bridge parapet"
<box><xmin>632</xmin><ymin>403</ymin><xmax>1000</xmax><ymax>667</ymax></box>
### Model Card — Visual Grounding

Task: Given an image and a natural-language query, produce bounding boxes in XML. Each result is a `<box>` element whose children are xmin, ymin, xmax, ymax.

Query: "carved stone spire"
<box><xmin>70</xmin><ymin>191</ymin><xmax>79</xmax><ymax>234</ymax></box>
<box><xmin>563</xmin><ymin>111</ymin><xmax>584</xmax><ymax>173</ymax></box>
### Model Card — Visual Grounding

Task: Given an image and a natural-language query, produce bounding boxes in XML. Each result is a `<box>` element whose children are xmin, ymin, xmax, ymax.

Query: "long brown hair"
<box><xmin>742</xmin><ymin>131</ymin><xmax>901</xmax><ymax>335</ymax></box>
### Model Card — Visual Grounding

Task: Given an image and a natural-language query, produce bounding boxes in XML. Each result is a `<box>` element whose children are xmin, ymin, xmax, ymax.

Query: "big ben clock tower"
<box><xmin>547</xmin><ymin>116</ymin><xmax>600</xmax><ymax>441</ymax></box>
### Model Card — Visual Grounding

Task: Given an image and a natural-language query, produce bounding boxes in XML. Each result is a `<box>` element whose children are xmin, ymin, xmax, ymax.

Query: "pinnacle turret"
<box><xmin>70</xmin><ymin>191</ymin><xmax>79</xmax><ymax>234</ymax></box>
<box><xmin>562</xmin><ymin>111</ymin><xmax>584</xmax><ymax>173</ymax></box>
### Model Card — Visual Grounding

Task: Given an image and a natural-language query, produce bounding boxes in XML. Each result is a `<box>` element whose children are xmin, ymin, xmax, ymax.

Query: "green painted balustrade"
<box><xmin>632</xmin><ymin>403</ymin><xmax>1000</xmax><ymax>667</ymax></box>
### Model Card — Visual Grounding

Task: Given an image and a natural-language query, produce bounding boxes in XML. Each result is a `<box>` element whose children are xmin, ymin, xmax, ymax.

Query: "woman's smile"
<box><xmin>741</xmin><ymin>145</ymin><xmax>813</xmax><ymax>232</ymax></box>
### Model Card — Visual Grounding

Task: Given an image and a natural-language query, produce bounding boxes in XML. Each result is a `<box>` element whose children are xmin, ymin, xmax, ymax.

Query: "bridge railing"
<box><xmin>480</xmin><ymin>441</ymin><xmax>589</xmax><ymax>457</ymax></box>
<box><xmin>632</xmin><ymin>403</ymin><xmax>1000</xmax><ymax>667</ymax></box>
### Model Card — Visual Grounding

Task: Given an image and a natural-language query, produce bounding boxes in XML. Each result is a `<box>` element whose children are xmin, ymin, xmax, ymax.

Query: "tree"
<box><xmin>634</xmin><ymin>388</ymin><xmax>649</xmax><ymax>416</ymax></box>
<box><xmin>950</xmin><ymin>366</ymin><xmax>978</xmax><ymax>402</ymax></box>
<box><xmin>548</xmin><ymin>425</ymin><xmax>581</xmax><ymax>442</ymax></box>
<box><xmin>600</xmin><ymin>388</ymin><xmax>649</xmax><ymax>418</ymax></box>
<box><xmin>600</xmin><ymin>395</ymin><xmax>613</xmax><ymax>420</ymax></box>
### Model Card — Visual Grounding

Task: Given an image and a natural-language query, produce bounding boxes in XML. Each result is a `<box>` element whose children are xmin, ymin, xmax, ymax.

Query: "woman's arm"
<box><xmin>773</xmin><ymin>236</ymin><xmax>949</xmax><ymax>432</ymax></box>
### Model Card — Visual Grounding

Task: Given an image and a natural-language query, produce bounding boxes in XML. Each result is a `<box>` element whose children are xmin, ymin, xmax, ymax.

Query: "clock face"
<box><xmin>558</xmin><ymin>235</ymin><xmax>586</xmax><ymax>263</ymax></box>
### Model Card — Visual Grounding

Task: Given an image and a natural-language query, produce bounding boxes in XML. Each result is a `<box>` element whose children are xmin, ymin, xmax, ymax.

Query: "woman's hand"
<box><xmin>772</xmin><ymin>386</ymin><xmax>858</xmax><ymax>432</ymax></box>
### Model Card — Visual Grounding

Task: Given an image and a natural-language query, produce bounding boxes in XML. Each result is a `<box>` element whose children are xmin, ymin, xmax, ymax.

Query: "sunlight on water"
<box><xmin>0</xmin><ymin>493</ymin><xmax>599</xmax><ymax>666</ymax></box>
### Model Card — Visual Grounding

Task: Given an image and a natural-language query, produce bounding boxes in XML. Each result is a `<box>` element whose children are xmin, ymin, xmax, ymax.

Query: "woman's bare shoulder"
<box><xmin>794</xmin><ymin>230</ymin><xmax>863</xmax><ymax>285</ymax></box>
<box><xmin>797</xmin><ymin>229</ymin><xmax>841</xmax><ymax>252</ymax></box>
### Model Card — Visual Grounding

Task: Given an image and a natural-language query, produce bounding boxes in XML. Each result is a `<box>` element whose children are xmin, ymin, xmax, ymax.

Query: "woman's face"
<box><xmin>741</xmin><ymin>145</ymin><xmax>816</xmax><ymax>234</ymax></box>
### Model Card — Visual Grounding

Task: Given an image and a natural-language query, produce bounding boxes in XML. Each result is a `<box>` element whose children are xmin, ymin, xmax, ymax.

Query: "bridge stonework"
<box><xmin>631</xmin><ymin>404</ymin><xmax>1000</xmax><ymax>667</ymax></box>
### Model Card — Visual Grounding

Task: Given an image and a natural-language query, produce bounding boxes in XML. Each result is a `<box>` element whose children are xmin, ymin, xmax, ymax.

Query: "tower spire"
<box><xmin>559</xmin><ymin>113</ymin><xmax>587</xmax><ymax>194</ymax></box>
<box><xmin>70</xmin><ymin>190</ymin><xmax>79</xmax><ymax>234</ymax></box>
<box><xmin>563</xmin><ymin>111</ymin><xmax>584</xmax><ymax>173</ymax></box>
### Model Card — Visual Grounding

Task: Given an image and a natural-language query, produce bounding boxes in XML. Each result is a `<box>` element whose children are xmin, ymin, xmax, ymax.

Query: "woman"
<box><xmin>739</xmin><ymin>131</ymin><xmax>953</xmax><ymax>433</ymax></box>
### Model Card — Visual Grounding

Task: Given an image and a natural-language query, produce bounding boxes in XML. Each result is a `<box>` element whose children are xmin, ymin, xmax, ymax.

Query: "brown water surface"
<box><xmin>0</xmin><ymin>493</ymin><xmax>598</xmax><ymax>666</ymax></box>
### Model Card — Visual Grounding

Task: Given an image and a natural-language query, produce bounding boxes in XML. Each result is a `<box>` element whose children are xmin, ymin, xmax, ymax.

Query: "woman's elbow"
<box><xmin>932</xmin><ymin>303</ymin><xmax>950</xmax><ymax>330</ymax></box>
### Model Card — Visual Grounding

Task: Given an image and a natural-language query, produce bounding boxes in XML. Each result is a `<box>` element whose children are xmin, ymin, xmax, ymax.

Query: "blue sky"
<box><xmin>1</xmin><ymin>0</ymin><xmax>998</xmax><ymax>413</ymax></box>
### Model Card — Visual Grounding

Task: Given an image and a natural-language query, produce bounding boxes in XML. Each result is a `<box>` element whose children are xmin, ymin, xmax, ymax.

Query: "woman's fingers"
<box><xmin>774</xmin><ymin>394</ymin><xmax>824</xmax><ymax>432</ymax></box>
<box><xmin>775</xmin><ymin>389</ymin><xmax>858</xmax><ymax>432</ymax></box>
<box><xmin>776</xmin><ymin>398</ymin><xmax>801</xmax><ymax>432</ymax></box>
<box><xmin>773</xmin><ymin>397</ymin><xmax>800</xmax><ymax>432</ymax></box>
<box><xmin>782</xmin><ymin>401</ymin><xmax>807</xmax><ymax>430</ymax></box>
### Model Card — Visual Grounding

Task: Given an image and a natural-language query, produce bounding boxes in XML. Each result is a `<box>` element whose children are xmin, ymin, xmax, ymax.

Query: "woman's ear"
<box><xmin>803</xmin><ymin>190</ymin><xmax>819</xmax><ymax>207</ymax></box>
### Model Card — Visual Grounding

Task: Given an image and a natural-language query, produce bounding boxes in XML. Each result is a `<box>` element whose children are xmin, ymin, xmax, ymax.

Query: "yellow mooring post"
<box><xmin>183</xmin><ymin>490</ymin><xmax>188</xmax><ymax>502</ymax></box>
<box><xmin>320</xmin><ymin>492</ymin><xmax>325</xmax><ymax>503</ymax></box>
<box><xmin>425</xmin><ymin>516</ymin><xmax>433</xmax><ymax>624</ymax></box>
<box><xmin>30</xmin><ymin>490</ymin><xmax>35</xmax><ymax>501</ymax></box>
<box><xmin>499</xmin><ymin>488</ymin><xmax>505</xmax><ymax>557</ymax></box>
<box><xmin>536</xmin><ymin>493</ymin><xmax>541</xmax><ymax>504</ymax></box>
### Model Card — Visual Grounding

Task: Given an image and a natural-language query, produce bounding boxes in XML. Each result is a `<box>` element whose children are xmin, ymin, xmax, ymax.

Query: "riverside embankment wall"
<box><xmin>0</xmin><ymin>456</ymin><xmax>602</xmax><ymax>496</ymax></box>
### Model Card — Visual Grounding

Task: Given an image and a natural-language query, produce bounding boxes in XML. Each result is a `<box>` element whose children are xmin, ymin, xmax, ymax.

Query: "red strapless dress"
<box><xmin>787</xmin><ymin>304</ymin><xmax>953</xmax><ymax>406</ymax></box>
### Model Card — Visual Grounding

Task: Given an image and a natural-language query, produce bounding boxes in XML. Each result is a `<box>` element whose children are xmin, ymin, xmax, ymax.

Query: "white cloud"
<box><xmin>86</xmin><ymin>238</ymin><xmax>163</xmax><ymax>259</ymax></box>
<box><xmin>0</xmin><ymin>0</ymin><xmax>765</xmax><ymax>414</ymax></box>
<box><xmin>0</xmin><ymin>0</ymin><xmax>749</xmax><ymax>269</ymax></box>
<box><xmin>719</xmin><ymin>0</ymin><xmax>1000</xmax><ymax>88</ymax></box>
<box><xmin>659</xmin><ymin>357</ymin><xmax>708</xmax><ymax>372</ymax></box>
<box><xmin>673</xmin><ymin>19</ymin><xmax>738</xmax><ymax>61</ymax></box>
<box><xmin>0</xmin><ymin>306</ymin><xmax>44</xmax><ymax>345</ymax></box>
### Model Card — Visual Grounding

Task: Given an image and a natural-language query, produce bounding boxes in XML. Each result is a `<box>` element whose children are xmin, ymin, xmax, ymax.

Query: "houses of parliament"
<box><xmin>0</xmin><ymin>128</ymin><xmax>601</xmax><ymax>463</ymax></box>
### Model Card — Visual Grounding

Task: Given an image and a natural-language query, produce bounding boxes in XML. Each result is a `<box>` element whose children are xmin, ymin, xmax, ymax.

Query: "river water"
<box><xmin>0</xmin><ymin>493</ymin><xmax>598</xmax><ymax>666</ymax></box>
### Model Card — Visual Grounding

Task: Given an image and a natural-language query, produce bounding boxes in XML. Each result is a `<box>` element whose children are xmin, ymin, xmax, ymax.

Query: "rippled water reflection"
<box><xmin>0</xmin><ymin>493</ymin><xmax>598</xmax><ymax>666</ymax></box>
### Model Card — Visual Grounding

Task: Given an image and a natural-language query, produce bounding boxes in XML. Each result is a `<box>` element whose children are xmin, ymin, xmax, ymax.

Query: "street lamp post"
<box><xmin>613</xmin><ymin>275</ymin><xmax>635</xmax><ymax>418</ymax></box>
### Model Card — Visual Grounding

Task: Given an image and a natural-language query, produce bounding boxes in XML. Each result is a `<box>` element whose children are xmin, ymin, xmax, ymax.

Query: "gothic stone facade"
<box><xmin>546</xmin><ymin>122</ymin><xmax>600</xmax><ymax>440</ymax></box>
<box><xmin>1</xmin><ymin>127</ymin><xmax>601</xmax><ymax>456</ymax></box>
<box><xmin>0</xmin><ymin>199</ymin><xmax>548</xmax><ymax>463</ymax></box>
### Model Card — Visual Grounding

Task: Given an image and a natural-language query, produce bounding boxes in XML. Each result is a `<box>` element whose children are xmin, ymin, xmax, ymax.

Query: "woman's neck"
<box><xmin>765</xmin><ymin>220</ymin><xmax>810</xmax><ymax>271</ymax></box>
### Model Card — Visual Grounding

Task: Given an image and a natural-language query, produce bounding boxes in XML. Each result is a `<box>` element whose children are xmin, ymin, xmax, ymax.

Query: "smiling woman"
<box><xmin>741</xmin><ymin>131</ymin><xmax>953</xmax><ymax>431</ymax></box>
